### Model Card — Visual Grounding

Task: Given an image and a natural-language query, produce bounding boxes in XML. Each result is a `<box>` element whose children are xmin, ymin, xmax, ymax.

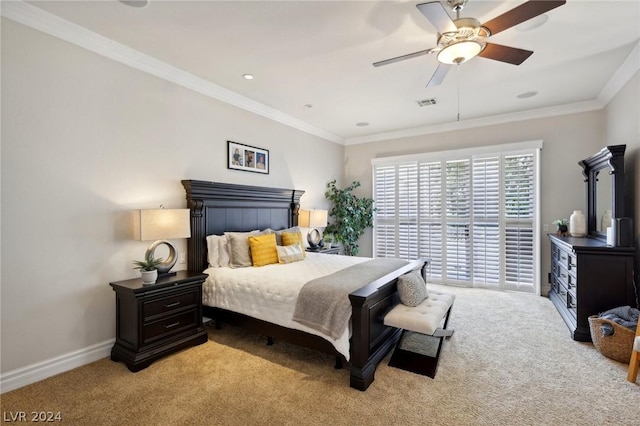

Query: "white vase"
<box><xmin>601</xmin><ymin>209</ymin><xmax>612</xmax><ymax>231</ymax></box>
<box><xmin>569</xmin><ymin>210</ymin><xmax>586</xmax><ymax>237</ymax></box>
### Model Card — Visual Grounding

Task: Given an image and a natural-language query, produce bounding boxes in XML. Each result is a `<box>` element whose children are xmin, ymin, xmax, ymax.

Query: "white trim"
<box><xmin>0</xmin><ymin>1</ymin><xmax>343</xmax><ymax>145</ymax></box>
<box><xmin>371</xmin><ymin>140</ymin><xmax>543</xmax><ymax>166</ymax></box>
<box><xmin>349</xmin><ymin>101</ymin><xmax>602</xmax><ymax>146</ymax></box>
<box><xmin>0</xmin><ymin>339</ymin><xmax>114</xmax><ymax>394</ymax></box>
<box><xmin>598</xmin><ymin>41</ymin><xmax>640</xmax><ymax>105</ymax></box>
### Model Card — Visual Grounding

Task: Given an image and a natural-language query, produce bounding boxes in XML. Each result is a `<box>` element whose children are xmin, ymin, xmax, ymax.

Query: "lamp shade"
<box><xmin>298</xmin><ymin>209</ymin><xmax>328</xmax><ymax>228</ymax></box>
<box><xmin>134</xmin><ymin>209</ymin><xmax>191</xmax><ymax>241</ymax></box>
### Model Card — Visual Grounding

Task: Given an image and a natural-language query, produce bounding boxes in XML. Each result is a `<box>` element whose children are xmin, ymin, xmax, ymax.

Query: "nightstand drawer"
<box><xmin>142</xmin><ymin>309</ymin><xmax>199</xmax><ymax>345</ymax></box>
<box><xmin>143</xmin><ymin>288</ymin><xmax>199</xmax><ymax>320</ymax></box>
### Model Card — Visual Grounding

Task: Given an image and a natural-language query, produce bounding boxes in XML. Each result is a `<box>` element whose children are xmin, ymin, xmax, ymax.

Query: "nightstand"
<box><xmin>306</xmin><ymin>246</ymin><xmax>340</xmax><ymax>255</ymax></box>
<box><xmin>109</xmin><ymin>270</ymin><xmax>208</xmax><ymax>372</ymax></box>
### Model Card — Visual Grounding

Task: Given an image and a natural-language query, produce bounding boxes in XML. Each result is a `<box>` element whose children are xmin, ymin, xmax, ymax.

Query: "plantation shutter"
<box><xmin>418</xmin><ymin>161</ymin><xmax>443</xmax><ymax>280</ymax></box>
<box><xmin>472</xmin><ymin>157</ymin><xmax>500</xmax><ymax>286</ymax></box>
<box><xmin>503</xmin><ymin>154</ymin><xmax>535</xmax><ymax>291</ymax></box>
<box><xmin>373</xmin><ymin>165</ymin><xmax>396</xmax><ymax>258</ymax></box>
<box><xmin>445</xmin><ymin>159</ymin><xmax>471</xmax><ymax>283</ymax></box>
<box><xmin>372</xmin><ymin>141</ymin><xmax>540</xmax><ymax>294</ymax></box>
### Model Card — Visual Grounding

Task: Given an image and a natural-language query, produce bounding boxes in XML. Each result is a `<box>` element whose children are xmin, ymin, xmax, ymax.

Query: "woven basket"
<box><xmin>588</xmin><ymin>315</ymin><xmax>635</xmax><ymax>363</ymax></box>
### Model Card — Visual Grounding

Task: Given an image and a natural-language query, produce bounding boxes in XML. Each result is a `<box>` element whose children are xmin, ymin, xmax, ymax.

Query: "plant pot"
<box><xmin>558</xmin><ymin>224</ymin><xmax>568</xmax><ymax>233</ymax></box>
<box><xmin>141</xmin><ymin>269</ymin><xmax>158</xmax><ymax>285</ymax></box>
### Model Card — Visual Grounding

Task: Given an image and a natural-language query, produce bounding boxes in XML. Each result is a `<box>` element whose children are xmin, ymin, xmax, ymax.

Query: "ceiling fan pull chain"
<box><xmin>456</xmin><ymin>64</ymin><xmax>461</xmax><ymax>122</ymax></box>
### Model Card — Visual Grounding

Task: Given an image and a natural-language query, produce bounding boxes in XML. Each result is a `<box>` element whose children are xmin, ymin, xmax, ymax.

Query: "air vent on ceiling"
<box><xmin>417</xmin><ymin>98</ymin><xmax>437</xmax><ymax>107</ymax></box>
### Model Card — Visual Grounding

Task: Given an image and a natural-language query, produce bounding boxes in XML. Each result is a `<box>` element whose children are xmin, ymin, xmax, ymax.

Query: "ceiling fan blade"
<box><xmin>373</xmin><ymin>49</ymin><xmax>434</xmax><ymax>67</ymax></box>
<box><xmin>478</xmin><ymin>43</ymin><xmax>533</xmax><ymax>65</ymax></box>
<box><xmin>416</xmin><ymin>2</ymin><xmax>457</xmax><ymax>34</ymax></box>
<box><xmin>426</xmin><ymin>63</ymin><xmax>451</xmax><ymax>87</ymax></box>
<box><xmin>482</xmin><ymin>0</ymin><xmax>566</xmax><ymax>36</ymax></box>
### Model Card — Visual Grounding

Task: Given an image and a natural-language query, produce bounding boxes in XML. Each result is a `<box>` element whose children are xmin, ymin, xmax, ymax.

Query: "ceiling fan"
<box><xmin>373</xmin><ymin>0</ymin><xmax>566</xmax><ymax>87</ymax></box>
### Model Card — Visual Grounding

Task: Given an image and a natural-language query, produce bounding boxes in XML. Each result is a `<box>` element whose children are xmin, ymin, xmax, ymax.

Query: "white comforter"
<box><xmin>203</xmin><ymin>252</ymin><xmax>369</xmax><ymax>360</ymax></box>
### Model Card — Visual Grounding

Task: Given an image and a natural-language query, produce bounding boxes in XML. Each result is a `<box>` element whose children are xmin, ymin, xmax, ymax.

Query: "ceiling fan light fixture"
<box><xmin>437</xmin><ymin>40</ymin><xmax>483</xmax><ymax>65</ymax></box>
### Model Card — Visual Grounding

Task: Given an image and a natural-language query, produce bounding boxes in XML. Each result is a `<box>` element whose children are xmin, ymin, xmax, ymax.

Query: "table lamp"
<box><xmin>134</xmin><ymin>208</ymin><xmax>191</xmax><ymax>276</ymax></box>
<box><xmin>298</xmin><ymin>209</ymin><xmax>328</xmax><ymax>249</ymax></box>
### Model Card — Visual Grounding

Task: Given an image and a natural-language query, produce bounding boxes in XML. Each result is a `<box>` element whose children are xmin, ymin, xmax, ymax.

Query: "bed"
<box><xmin>182</xmin><ymin>180</ymin><xmax>427</xmax><ymax>391</ymax></box>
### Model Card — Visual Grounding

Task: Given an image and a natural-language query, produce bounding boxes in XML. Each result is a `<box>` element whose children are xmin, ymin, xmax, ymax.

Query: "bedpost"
<box><xmin>291</xmin><ymin>189</ymin><xmax>304</xmax><ymax>227</ymax></box>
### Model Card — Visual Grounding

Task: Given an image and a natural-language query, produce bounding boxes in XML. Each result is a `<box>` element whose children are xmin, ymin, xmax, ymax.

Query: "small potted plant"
<box><xmin>322</xmin><ymin>233</ymin><xmax>334</xmax><ymax>248</ymax></box>
<box><xmin>553</xmin><ymin>218</ymin><xmax>569</xmax><ymax>236</ymax></box>
<box><xmin>133</xmin><ymin>256</ymin><xmax>163</xmax><ymax>285</ymax></box>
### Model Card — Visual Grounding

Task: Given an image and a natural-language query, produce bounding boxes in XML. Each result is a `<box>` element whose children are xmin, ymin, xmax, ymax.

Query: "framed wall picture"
<box><xmin>227</xmin><ymin>141</ymin><xmax>269</xmax><ymax>174</ymax></box>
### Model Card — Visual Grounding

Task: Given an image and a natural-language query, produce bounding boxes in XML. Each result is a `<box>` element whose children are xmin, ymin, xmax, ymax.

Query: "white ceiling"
<box><xmin>17</xmin><ymin>1</ymin><xmax>640</xmax><ymax>144</ymax></box>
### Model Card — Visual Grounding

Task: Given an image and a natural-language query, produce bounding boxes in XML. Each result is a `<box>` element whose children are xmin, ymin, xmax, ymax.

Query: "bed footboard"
<box><xmin>348</xmin><ymin>258</ymin><xmax>428</xmax><ymax>391</ymax></box>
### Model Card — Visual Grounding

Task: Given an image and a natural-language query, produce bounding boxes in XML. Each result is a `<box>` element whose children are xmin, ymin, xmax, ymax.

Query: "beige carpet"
<box><xmin>2</xmin><ymin>285</ymin><xmax>638</xmax><ymax>425</ymax></box>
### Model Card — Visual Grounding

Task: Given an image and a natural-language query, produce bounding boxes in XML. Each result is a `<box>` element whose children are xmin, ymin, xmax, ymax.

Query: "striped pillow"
<box><xmin>249</xmin><ymin>233</ymin><xmax>278</xmax><ymax>267</ymax></box>
<box><xmin>277</xmin><ymin>244</ymin><xmax>305</xmax><ymax>264</ymax></box>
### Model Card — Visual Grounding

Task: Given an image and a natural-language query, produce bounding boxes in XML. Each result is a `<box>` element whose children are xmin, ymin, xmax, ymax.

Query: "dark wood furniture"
<box><xmin>307</xmin><ymin>246</ymin><xmax>340</xmax><ymax>255</ymax></box>
<box><xmin>579</xmin><ymin>145</ymin><xmax>630</xmax><ymax>245</ymax></box>
<box><xmin>110</xmin><ymin>271</ymin><xmax>208</xmax><ymax>371</ymax></box>
<box><xmin>549</xmin><ymin>234</ymin><xmax>636</xmax><ymax>341</ymax></box>
<box><xmin>182</xmin><ymin>179</ymin><xmax>426</xmax><ymax>391</ymax></box>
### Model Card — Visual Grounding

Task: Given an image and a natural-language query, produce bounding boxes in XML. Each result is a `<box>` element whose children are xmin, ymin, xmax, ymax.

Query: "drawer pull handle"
<box><xmin>164</xmin><ymin>302</ymin><xmax>181</xmax><ymax>308</ymax></box>
<box><xmin>164</xmin><ymin>321</ymin><xmax>180</xmax><ymax>329</ymax></box>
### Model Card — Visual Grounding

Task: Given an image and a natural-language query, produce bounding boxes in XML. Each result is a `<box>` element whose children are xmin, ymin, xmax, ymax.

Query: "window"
<box><xmin>372</xmin><ymin>141</ymin><xmax>541</xmax><ymax>293</ymax></box>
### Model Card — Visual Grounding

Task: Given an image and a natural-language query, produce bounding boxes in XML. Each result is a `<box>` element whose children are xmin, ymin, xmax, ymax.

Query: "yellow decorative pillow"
<box><xmin>249</xmin><ymin>233</ymin><xmax>278</xmax><ymax>267</ymax></box>
<box><xmin>281</xmin><ymin>231</ymin><xmax>306</xmax><ymax>258</ymax></box>
<box><xmin>277</xmin><ymin>244</ymin><xmax>305</xmax><ymax>264</ymax></box>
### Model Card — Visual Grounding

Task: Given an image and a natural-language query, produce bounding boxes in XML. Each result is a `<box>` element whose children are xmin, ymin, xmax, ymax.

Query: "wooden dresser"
<box><xmin>548</xmin><ymin>234</ymin><xmax>636</xmax><ymax>341</ymax></box>
<box><xmin>110</xmin><ymin>270</ymin><xmax>208</xmax><ymax>371</ymax></box>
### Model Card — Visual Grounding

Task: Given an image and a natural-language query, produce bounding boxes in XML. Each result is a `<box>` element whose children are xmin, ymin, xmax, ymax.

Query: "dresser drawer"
<box><xmin>143</xmin><ymin>288</ymin><xmax>199</xmax><ymax>320</ymax></box>
<box><xmin>142</xmin><ymin>309</ymin><xmax>199</xmax><ymax>345</ymax></box>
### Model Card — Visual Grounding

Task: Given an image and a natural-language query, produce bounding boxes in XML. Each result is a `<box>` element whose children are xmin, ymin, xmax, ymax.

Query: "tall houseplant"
<box><xmin>324</xmin><ymin>180</ymin><xmax>374</xmax><ymax>256</ymax></box>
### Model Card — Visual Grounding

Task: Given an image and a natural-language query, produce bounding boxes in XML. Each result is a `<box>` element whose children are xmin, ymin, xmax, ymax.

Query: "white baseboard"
<box><xmin>0</xmin><ymin>339</ymin><xmax>115</xmax><ymax>394</ymax></box>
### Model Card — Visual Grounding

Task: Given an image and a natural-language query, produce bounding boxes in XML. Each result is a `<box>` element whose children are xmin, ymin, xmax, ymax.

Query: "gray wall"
<box><xmin>1</xmin><ymin>19</ymin><xmax>343</xmax><ymax>374</ymax></box>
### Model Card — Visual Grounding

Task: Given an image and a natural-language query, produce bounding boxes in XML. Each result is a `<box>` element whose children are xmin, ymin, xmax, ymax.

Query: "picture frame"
<box><xmin>227</xmin><ymin>141</ymin><xmax>269</xmax><ymax>174</ymax></box>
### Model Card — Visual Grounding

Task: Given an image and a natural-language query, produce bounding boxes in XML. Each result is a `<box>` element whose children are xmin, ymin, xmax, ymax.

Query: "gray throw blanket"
<box><xmin>599</xmin><ymin>305</ymin><xmax>640</xmax><ymax>336</ymax></box>
<box><xmin>292</xmin><ymin>258</ymin><xmax>410</xmax><ymax>339</ymax></box>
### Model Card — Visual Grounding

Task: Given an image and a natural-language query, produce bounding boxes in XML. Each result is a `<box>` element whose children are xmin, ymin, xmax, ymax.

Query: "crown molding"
<box><xmin>344</xmin><ymin>100</ymin><xmax>604</xmax><ymax>145</ymax></box>
<box><xmin>597</xmin><ymin>40</ymin><xmax>640</xmax><ymax>105</ymax></box>
<box><xmin>0</xmin><ymin>1</ymin><xmax>344</xmax><ymax>145</ymax></box>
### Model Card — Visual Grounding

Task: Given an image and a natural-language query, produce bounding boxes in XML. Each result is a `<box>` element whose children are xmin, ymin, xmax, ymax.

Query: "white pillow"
<box><xmin>218</xmin><ymin>236</ymin><xmax>230</xmax><ymax>267</ymax></box>
<box><xmin>277</xmin><ymin>244</ymin><xmax>305</xmax><ymax>264</ymax></box>
<box><xmin>397</xmin><ymin>271</ymin><xmax>429</xmax><ymax>307</ymax></box>
<box><xmin>206</xmin><ymin>235</ymin><xmax>226</xmax><ymax>267</ymax></box>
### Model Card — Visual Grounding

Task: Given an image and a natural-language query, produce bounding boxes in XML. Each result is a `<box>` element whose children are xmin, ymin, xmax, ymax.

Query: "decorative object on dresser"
<box><xmin>133</xmin><ymin>207</ymin><xmax>191</xmax><ymax>276</ymax></box>
<box><xmin>227</xmin><ymin>140</ymin><xmax>269</xmax><ymax>174</ymax></box>
<box><xmin>132</xmin><ymin>256</ymin><xmax>163</xmax><ymax>285</ymax></box>
<box><xmin>549</xmin><ymin>145</ymin><xmax>637</xmax><ymax>342</ymax></box>
<box><xmin>109</xmin><ymin>271</ymin><xmax>208</xmax><ymax>372</ymax></box>
<box><xmin>569</xmin><ymin>210</ymin><xmax>586</xmax><ymax>237</ymax></box>
<box><xmin>298</xmin><ymin>209</ymin><xmax>328</xmax><ymax>249</ymax></box>
<box><xmin>553</xmin><ymin>218</ymin><xmax>569</xmax><ymax>236</ymax></box>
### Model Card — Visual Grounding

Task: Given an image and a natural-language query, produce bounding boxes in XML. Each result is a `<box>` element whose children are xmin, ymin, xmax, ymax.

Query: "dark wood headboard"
<box><xmin>181</xmin><ymin>180</ymin><xmax>305</xmax><ymax>272</ymax></box>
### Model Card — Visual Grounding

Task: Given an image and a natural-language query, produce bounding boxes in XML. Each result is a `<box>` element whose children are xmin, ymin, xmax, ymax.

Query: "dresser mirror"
<box><xmin>578</xmin><ymin>145</ymin><xmax>626</xmax><ymax>241</ymax></box>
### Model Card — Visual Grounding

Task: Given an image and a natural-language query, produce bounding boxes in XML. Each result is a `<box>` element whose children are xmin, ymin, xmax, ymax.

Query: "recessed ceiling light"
<box><xmin>356</xmin><ymin>122</ymin><xmax>369</xmax><ymax>127</ymax></box>
<box><xmin>242</xmin><ymin>74</ymin><xmax>254</xmax><ymax>80</ymax></box>
<box><xmin>517</xmin><ymin>91</ymin><xmax>538</xmax><ymax>99</ymax></box>
<box><xmin>515</xmin><ymin>14</ymin><xmax>548</xmax><ymax>32</ymax></box>
<box><xmin>120</xmin><ymin>0</ymin><xmax>149</xmax><ymax>8</ymax></box>
<box><xmin>304</xmin><ymin>104</ymin><xmax>313</xmax><ymax>109</ymax></box>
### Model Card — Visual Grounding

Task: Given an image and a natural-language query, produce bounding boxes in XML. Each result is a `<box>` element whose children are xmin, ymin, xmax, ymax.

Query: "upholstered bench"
<box><xmin>384</xmin><ymin>289</ymin><xmax>455</xmax><ymax>378</ymax></box>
